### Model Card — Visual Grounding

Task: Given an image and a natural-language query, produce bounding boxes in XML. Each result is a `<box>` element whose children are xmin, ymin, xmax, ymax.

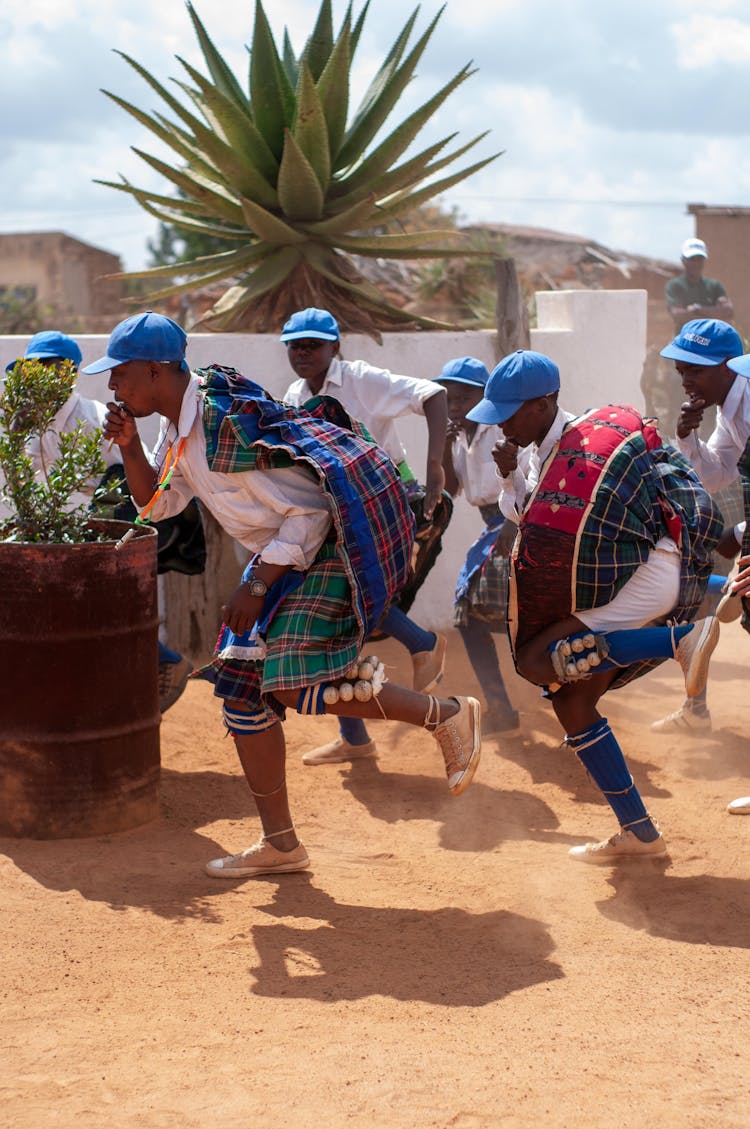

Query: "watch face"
<box><xmin>248</xmin><ymin>578</ymin><xmax>268</xmax><ymax>596</ymax></box>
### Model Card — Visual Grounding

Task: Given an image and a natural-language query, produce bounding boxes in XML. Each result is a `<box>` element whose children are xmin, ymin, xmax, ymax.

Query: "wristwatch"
<box><xmin>243</xmin><ymin>574</ymin><xmax>269</xmax><ymax>598</ymax></box>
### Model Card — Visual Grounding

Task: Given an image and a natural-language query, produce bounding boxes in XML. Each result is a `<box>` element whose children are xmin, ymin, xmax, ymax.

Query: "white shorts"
<box><xmin>577</xmin><ymin>544</ymin><xmax>680</xmax><ymax>632</ymax></box>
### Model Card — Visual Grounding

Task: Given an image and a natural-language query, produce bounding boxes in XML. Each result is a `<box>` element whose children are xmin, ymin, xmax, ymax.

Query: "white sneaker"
<box><xmin>650</xmin><ymin>705</ymin><xmax>712</xmax><ymax>734</ymax></box>
<box><xmin>727</xmin><ymin>796</ymin><xmax>750</xmax><ymax>815</ymax></box>
<box><xmin>432</xmin><ymin>696</ymin><xmax>481</xmax><ymax>796</ymax></box>
<box><xmin>302</xmin><ymin>736</ymin><xmax>377</xmax><ymax>765</ymax></box>
<box><xmin>675</xmin><ymin>617</ymin><xmax>720</xmax><ymax>697</ymax></box>
<box><xmin>569</xmin><ymin>828</ymin><xmax>668</xmax><ymax>864</ymax></box>
<box><xmin>206</xmin><ymin>838</ymin><xmax>310</xmax><ymax>878</ymax></box>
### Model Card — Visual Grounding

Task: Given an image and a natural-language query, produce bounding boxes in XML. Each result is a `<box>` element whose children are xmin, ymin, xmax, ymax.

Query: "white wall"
<box><xmin>0</xmin><ymin>289</ymin><xmax>647</xmax><ymax>630</ymax></box>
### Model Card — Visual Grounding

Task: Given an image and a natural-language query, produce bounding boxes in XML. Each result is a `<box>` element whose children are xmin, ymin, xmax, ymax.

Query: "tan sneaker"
<box><xmin>412</xmin><ymin>633</ymin><xmax>447</xmax><ymax>693</ymax></box>
<box><xmin>675</xmin><ymin>616</ymin><xmax>720</xmax><ymax>697</ymax></box>
<box><xmin>432</xmin><ymin>696</ymin><xmax>481</xmax><ymax>796</ymax></box>
<box><xmin>302</xmin><ymin>736</ymin><xmax>377</xmax><ymax>765</ymax></box>
<box><xmin>716</xmin><ymin>563</ymin><xmax>742</xmax><ymax>624</ymax></box>
<box><xmin>650</xmin><ymin>705</ymin><xmax>712</xmax><ymax>734</ymax></box>
<box><xmin>206</xmin><ymin>838</ymin><xmax>310</xmax><ymax>879</ymax></box>
<box><xmin>727</xmin><ymin>796</ymin><xmax>750</xmax><ymax>814</ymax></box>
<box><xmin>569</xmin><ymin>828</ymin><xmax>668</xmax><ymax>864</ymax></box>
<box><xmin>158</xmin><ymin>655</ymin><xmax>193</xmax><ymax>713</ymax></box>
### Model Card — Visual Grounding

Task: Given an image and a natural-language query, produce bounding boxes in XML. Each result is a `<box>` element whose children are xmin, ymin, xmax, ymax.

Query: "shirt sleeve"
<box><xmin>349</xmin><ymin>360</ymin><xmax>444</xmax><ymax>418</ymax></box>
<box><xmin>675</xmin><ymin>418</ymin><xmax>743</xmax><ymax>493</ymax></box>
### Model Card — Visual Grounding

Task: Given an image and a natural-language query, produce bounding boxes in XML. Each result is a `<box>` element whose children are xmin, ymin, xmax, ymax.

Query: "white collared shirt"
<box><xmin>497</xmin><ymin>406</ymin><xmax>577</xmax><ymax>521</ymax></box>
<box><xmin>147</xmin><ymin>376</ymin><xmax>332</xmax><ymax>569</ymax></box>
<box><xmin>283</xmin><ymin>355</ymin><xmax>445</xmax><ymax>465</ymax></box>
<box><xmin>675</xmin><ymin>374</ymin><xmax>750</xmax><ymax>493</ymax></box>
<box><xmin>450</xmin><ymin>423</ymin><xmax>507</xmax><ymax>507</ymax></box>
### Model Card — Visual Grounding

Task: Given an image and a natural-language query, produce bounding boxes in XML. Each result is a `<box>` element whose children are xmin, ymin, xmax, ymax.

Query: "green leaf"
<box><xmin>349</xmin><ymin>0</ymin><xmax>370</xmax><ymax>59</ymax></box>
<box><xmin>249</xmin><ymin>0</ymin><xmax>296</xmax><ymax>159</ymax></box>
<box><xmin>94</xmin><ymin>176</ymin><xmax>230</xmax><ymax>218</ymax></box>
<box><xmin>335</xmin><ymin>65</ymin><xmax>474</xmax><ymax>195</ymax></box>
<box><xmin>172</xmin><ymin>79</ymin><xmax>279</xmax><ymax>206</ymax></box>
<box><xmin>301</xmin><ymin>193</ymin><xmax>379</xmax><ymax>236</ymax></box>
<box><xmin>315</xmin><ymin>15</ymin><xmax>350</xmax><ymax>162</ymax></box>
<box><xmin>175</xmin><ymin>55</ymin><xmax>279</xmax><ymax>182</ymax></box>
<box><xmin>102</xmin><ymin>90</ymin><xmax>216</xmax><ymax>180</ymax></box>
<box><xmin>120</xmin><ymin>247</ymin><xmax>274</xmax><ymax>305</ymax></box>
<box><xmin>208</xmin><ymin>246</ymin><xmax>303</xmax><ymax>324</ymax></box>
<box><xmin>336</xmin><ymin>6</ymin><xmax>445</xmax><ymax>171</ymax></box>
<box><xmin>185</xmin><ymin>1</ymin><xmax>249</xmax><ymax>112</ymax></box>
<box><xmin>112</xmin><ymin>243</ymin><xmax>266</xmax><ymax>281</ymax></box>
<box><xmin>293</xmin><ymin>63</ymin><xmax>330</xmax><ymax>188</ymax></box>
<box><xmin>333</xmin><ymin>229</ymin><xmax>466</xmax><ymax>253</ymax></box>
<box><xmin>300</xmin><ymin>0</ymin><xmax>333</xmax><ymax>81</ymax></box>
<box><xmin>131</xmin><ymin>148</ymin><xmax>246</xmax><ymax>224</ymax></box>
<box><xmin>282</xmin><ymin>29</ymin><xmax>299</xmax><ymax>88</ymax></box>
<box><xmin>378</xmin><ymin>151</ymin><xmax>501</xmax><ymax>221</ymax></box>
<box><xmin>277</xmin><ymin>131</ymin><xmax>325</xmax><ymax>221</ymax></box>
<box><xmin>240</xmin><ymin>194</ymin><xmax>310</xmax><ymax>242</ymax></box>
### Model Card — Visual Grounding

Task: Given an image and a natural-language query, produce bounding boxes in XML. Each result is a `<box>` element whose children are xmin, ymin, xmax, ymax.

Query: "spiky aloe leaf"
<box><xmin>282</xmin><ymin>30</ymin><xmax>299</xmax><ymax>88</ymax></box>
<box><xmin>293</xmin><ymin>64</ymin><xmax>330</xmax><ymax>189</ymax></box>
<box><xmin>119</xmin><ymin>246</ymin><xmax>275</xmax><ymax>305</ymax></box>
<box><xmin>131</xmin><ymin>149</ymin><xmax>245</xmax><ymax>224</ymax></box>
<box><xmin>249</xmin><ymin>0</ymin><xmax>295</xmax><ymax>158</ymax></box>
<box><xmin>207</xmin><ymin>246</ymin><xmax>304</xmax><ymax>324</ymax></box>
<box><xmin>300</xmin><ymin>0</ymin><xmax>334</xmax><ymax>81</ymax></box>
<box><xmin>175</xmin><ymin>55</ymin><xmax>278</xmax><ymax>182</ymax></box>
<box><xmin>186</xmin><ymin>1</ymin><xmax>249</xmax><ymax>112</ymax></box>
<box><xmin>240</xmin><ymin>195</ymin><xmax>309</xmax><ymax>243</ymax></box>
<box><xmin>276</xmin><ymin>130</ymin><xmax>325</xmax><ymax>221</ymax></box>
<box><xmin>377</xmin><ymin>151</ymin><xmax>501</xmax><ymax>221</ymax></box>
<box><xmin>315</xmin><ymin>16</ymin><xmax>350</xmax><ymax>162</ymax></box>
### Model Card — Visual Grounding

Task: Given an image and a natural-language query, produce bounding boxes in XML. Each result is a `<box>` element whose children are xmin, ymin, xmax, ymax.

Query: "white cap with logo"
<box><xmin>681</xmin><ymin>237</ymin><xmax>708</xmax><ymax>260</ymax></box>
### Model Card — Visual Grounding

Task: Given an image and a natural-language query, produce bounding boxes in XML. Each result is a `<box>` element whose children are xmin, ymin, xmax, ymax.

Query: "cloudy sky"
<box><xmin>3</xmin><ymin>0</ymin><xmax>750</xmax><ymax>271</ymax></box>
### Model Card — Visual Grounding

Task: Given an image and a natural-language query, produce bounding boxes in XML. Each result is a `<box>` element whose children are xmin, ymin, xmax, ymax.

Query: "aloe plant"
<box><xmin>98</xmin><ymin>0</ymin><xmax>500</xmax><ymax>336</ymax></box>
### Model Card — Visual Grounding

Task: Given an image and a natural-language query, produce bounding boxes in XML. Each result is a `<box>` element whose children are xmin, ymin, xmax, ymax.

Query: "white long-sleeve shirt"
<box><xmin>283</xmin><ymin>355</ymin><xmax>444</xmax><ymax>466</ymax></box>
<box><xmin>497</xmin><ymin>407</ymin><xmax>576</xmax><ymax>521</ymax></box>
<box><xmin>147</xmin><ymin>376</ymin><xmax>332</xmax><ymax>569</ymax></box>
<box><xmin>675</xmin><ymin>374</ymin><xmax>750</xmax><ymax>494</ymax></box>
<box><xmin>450</xmin><ymin>423</ymin><xmax>507</xmax><ymax>507</ymax></box>
<box><xmin>28</xmin><ymin>391</ymin><xmax>123</xmax><ymax>478</ymax></box>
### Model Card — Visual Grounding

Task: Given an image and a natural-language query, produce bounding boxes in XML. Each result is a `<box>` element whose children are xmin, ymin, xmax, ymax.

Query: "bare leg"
<box><xmin>274</xmin><ymin>682</ymin><xmax>460</xmax><ymax>726</ymax></box>
<box><xmin>226</xmin><ymin>704</ymin><xmax>298</xmax><ymax>852</ymax></box>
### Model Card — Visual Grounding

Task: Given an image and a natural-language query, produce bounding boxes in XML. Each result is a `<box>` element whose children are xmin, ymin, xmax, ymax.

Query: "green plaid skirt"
<box><xmin>201</xmin><ymin>543</ymin><xmax>361</xmax><ymax>716</ymax></box>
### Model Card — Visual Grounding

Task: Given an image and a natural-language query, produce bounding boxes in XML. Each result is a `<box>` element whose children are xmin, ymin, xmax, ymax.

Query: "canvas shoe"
<box><xmin>727</xmin><ymin>796</ymin><xmax>750</xmax><ymax>815</ymax></box>
<box><xmin>302</xmin><ymin>736</ymin><xmax>378</xmax><ymax>765</ymax></box>
<box><xmin>412</xmin><ymin>633</ymin><xmax>447</xmax><ymax>693</ymax></box>
<box><xmin>483</xmin><ymin>708</ymin><xmax>522</xmax><ymax>739</ymax></box>
<box><xmin>569</xmin><ymin>828</ymin><xmax>668</xmax><ymax>864</ymax></box>
<box><xmin>158</xmin><ymin>655</ymin><xmax>193</xmax><ymax>713</ymax></box>
<box><xmin>675</xmin><ymin>616</ymin><xmax>720</xmax><ymax>697</ymax></box>
<box><xmin>650</xmin><ymin>705</ymin><xmax>712</xmax><ymax>734</ymax></box>
<box><xmin>432</xmin><ymin>696</ymin><xmax>481</xmax><ymax>796</ymax></box>
<box><xmin>206</xmin><ymin>838</ymin><xmax>310</xmax><ymax>878</ymax></box>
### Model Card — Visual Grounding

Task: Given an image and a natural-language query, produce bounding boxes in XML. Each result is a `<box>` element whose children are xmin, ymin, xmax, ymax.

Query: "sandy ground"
<box><xmin>2</xmin><ymin>626</ymin><xmax>749</xmax><ymax>1129</ymax></box>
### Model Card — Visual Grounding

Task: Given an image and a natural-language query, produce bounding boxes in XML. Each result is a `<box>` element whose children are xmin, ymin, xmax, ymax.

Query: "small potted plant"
<box><xmin>0</xmin><ymin>356</ymin><xmax>160</xmax><ymax>839</ymax></box>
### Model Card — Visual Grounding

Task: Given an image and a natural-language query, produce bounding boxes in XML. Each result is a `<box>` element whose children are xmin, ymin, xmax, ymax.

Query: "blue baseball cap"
<box><xmin>280</xmin><ymin>308</ymin><xmax>339</xmax><ymax>343</ymax></box>
<box><xmin>727</xmin><ymin>354</ymin><xmax>750</xmax><ymax>379</ymax></box>
<box><xmin>435</xmin><ymin>356</ymin><xmax>489</xmax><ymax>388</ymax></box>
<box><xmin>660</xmin><ymin>318</ymin><xmax>742</xmax><ymax>366</ymax></box>
<box><xmin>5</xmin><ymin>329</ymin><xmax>82</xmax><ymax>373</ymax></box>
<box><xmin>82</xmin><ymin>312</ymin><xmax>188</xmax><ymax>374</ymax></box>
<box><xmin>466</xmin><ymin>350</ymin><xmax>560</xmax><ymax>425</ymax></box>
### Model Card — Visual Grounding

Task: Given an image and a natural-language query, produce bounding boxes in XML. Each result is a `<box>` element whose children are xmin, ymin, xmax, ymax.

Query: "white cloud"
<box><xmin>672</xmin><ymin>15</ymin><xmax>750</xmax><ymax>67</ymax></box>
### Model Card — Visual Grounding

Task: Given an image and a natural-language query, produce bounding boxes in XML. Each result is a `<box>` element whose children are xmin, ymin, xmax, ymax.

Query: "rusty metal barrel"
<box><xmin>0</xmin><ymin>520</ymin><xmax>160</xmax><ymax>838</ymax></box>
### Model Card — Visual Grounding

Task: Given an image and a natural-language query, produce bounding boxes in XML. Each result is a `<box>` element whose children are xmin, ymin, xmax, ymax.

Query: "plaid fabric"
<box><xmin>201</xmin><ymin>544</ymin><xmax>361</xmax><ymax>716</ymax></box>
<box><xmin>454</xmin><ymin>509</ymin><xmax>510</xmax><ymax>630</ymax></box>
<box><xmin>738</xmin><ymin>436</ymin><xmax>750</xmax><ymax>635</ymax></box>
<box><xmin>197</xmin><ymin>365</ymin><xmax>414</xmax><ymax>641</ymax></box>
<box><xmin>510</xmin><ymin>405</ymin><xmax>723</xmax><ymax>687</ymax></box>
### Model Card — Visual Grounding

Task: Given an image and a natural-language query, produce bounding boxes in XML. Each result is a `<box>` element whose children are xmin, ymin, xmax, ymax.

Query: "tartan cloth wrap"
<box><xmin>508</xmin><ymin>404</ymin><xmax>723</xmax><ymax>687</ymax></box>
<box><xmin>454</xmin><ymin>507</ymin><xmax>510</xmax><ymax>630</ymax></box>
<box><xmin>196</xmin><ymin>366</ymin><xmax>415</xmax><ymax>708</ymax></box>
<box><xmin>737</xmin><ymin>435</ymin><xmax>750</xmax><ymax>636</ymax></box>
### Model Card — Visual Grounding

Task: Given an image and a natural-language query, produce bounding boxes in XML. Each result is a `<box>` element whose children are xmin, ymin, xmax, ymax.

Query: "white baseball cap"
<box><xmin>681</xmin><ymin>238</ymin><xmax>708</xmax><ymax>260</ymax></box>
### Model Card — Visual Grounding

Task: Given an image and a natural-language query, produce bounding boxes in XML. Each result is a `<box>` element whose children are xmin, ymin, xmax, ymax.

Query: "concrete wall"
<box><xmin>0</xmin><ymin>288</ymin><xmax>648</xmax><ymax>631</ymax></box>
<box><xmin>0</xmin><ymin>232</ymin><xmax>123</xmax><ymax>326</ymax></box>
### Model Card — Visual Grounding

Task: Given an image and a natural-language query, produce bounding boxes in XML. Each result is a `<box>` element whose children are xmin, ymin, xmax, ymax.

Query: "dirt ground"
<box><xmin>2</xmin><ymin>626</ymin><xmax>749</xmax><ymax>1128</ymax></box>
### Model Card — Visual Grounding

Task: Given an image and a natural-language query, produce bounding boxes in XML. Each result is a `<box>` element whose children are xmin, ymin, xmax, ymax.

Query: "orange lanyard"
<box><xmin>136</xmin><ymin>437</ymin><xmax>187</xmax><ymax>526</ymax></box>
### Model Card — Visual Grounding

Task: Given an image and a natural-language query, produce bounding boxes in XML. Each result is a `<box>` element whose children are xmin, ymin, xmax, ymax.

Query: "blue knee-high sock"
<box><xmin>553</xmin><ymin>623</ymin><xmax>693</xmax><ymax>674</ymax></box>
<box><xmin>381</xmin><ymin>606</ymin><xmax>435</xmax><ymax>655</ymax></box>
<box><xmin>458</xmin><ymin>619</ymin><xmax>514</xmax><ymax>714</ymax></box>
<box><xmin>565</xmin><ymin>718</ymin><xmax>660</xmax><ymax>842</ymax></box>
<box><xmin>339</xmin><ymin>716</ymin><xmax>372</xmax><ymax>746</ymax></box>
<box><xmin>158</xmin><ymin>641</ymin><xmax>182</xmax><ymax>664</ymax></box>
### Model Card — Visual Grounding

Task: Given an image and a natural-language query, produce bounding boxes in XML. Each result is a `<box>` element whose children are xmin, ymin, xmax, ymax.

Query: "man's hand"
<box><xmin>104</xmin><ymin>402</ymin><xmax>139</xmax><ymax>450</ymax></box>
<box><xmin>676</xmin><ymin>397</ymin><xmax>706</xmax><ymax>440</ymax></box>
<box><xmin>423</xmin><ymin>459</ymin><xmax>446</xmax><ymax>519</ymax></box>
<box><xmin>492</xmin><ymin>438</ymin><xmax>519</xmax><ymax>477</ymax></box>
<box><xmin>221</xmin><ymin>583</ymin><xmax>263</xmax><ymax>636</ymax></box>
<box><xmin>731</xmin><ymin>555</ymin><xmax>750</xmax><ymax>600</ymax></box>
<box><xmin>445</xmin><ymin>419</ymin><xmax>462</xmax><ymax>442</ymax></box>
